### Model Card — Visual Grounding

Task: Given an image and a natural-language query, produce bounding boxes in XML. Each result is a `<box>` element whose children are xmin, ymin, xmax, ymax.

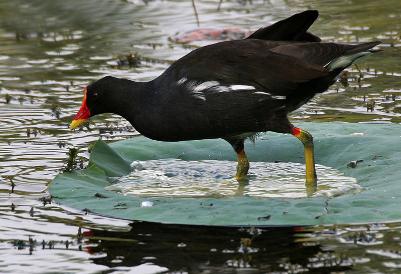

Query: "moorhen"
<box><xmin>70</xmin><ymin>10</ymin><xmax>380</xmax><ymax>188</ymax></box>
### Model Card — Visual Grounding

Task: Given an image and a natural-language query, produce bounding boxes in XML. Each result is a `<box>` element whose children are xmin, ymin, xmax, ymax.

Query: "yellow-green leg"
<box><xmin>292</xmin><ymin>127</ymin><xmax>317</xmax><ymax>192</ymax></box>
<box><xmin>226</xmin><ymin>138</ymin><xmax>249</xmax><ymax>181</ymax></box>
<box><xmin>236</xmin><ymin>148</ymin><xmax>250</xmax><ymax>181</ymax></box>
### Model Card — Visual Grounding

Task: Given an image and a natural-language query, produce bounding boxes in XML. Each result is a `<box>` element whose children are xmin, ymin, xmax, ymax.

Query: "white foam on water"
<box><xmin>107</xmin><ymin>160</ymin><xmax>360</xmax><ymax>199</ymax></box>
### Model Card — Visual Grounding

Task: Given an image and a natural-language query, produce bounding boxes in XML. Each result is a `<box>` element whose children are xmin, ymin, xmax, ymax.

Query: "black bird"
<box><xmin>70</xmin><ymin>10</ymin><xmax>380</xmax><ymax>189</ymax></box>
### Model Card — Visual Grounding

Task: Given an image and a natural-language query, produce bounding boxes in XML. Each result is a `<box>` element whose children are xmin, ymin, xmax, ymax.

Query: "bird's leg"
<box><xmin>236</xmin><ymin>147</ymin><xmax>250</xmax><ymax>181</ymax></box>
<box><xmin>291</xmin><ymin>127</ymin><xmax>317</xmax><ymax>188</ymax></box>
<box><xmin>226</xmin><ymin>139</ymin><xmax>249</xmax><ymax>181</ymax></box>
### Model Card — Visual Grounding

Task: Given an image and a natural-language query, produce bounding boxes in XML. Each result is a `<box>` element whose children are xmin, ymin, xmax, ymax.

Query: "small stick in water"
<box><xmin>191</xmin><ymin>0</ymin><xmax>200</xmax><ymax>27</ymax></box>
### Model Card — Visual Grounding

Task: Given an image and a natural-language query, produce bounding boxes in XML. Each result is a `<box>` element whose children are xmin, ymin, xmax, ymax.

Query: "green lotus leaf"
<box><xmin>49</xmin><ymin>122</ymin><xmax>401</xmax><ymax>226</ymax></box>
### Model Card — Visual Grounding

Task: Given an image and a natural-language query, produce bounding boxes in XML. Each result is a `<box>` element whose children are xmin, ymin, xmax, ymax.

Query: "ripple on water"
<box><xmin>45</xmin><ymin>50</ymin><xmax>75</xmax><ymax>56</ymax></box>
<box><xmin>107</xmin><ymin>160</ymin><xmax>360</xmax><ymax>198</ymax></box>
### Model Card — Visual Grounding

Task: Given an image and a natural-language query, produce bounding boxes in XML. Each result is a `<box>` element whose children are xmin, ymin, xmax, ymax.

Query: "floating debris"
<box><xmin>366</xmin><ymin>99</ymin><xmax>375</xmax><ymax>112</ymax></box>
<box><xmin>79</xmin><ymin>159</ymin><xmax>84</xmax><ymax>169</ymax></box>
<box><xmin>4</xmin><ymin>94</ymin><xmax>11</xmax><ymax>104</ymax></box>
<box><xmin>14</xmin><ymin>239</ymin><xmax>25</xmax><ymax>250</ymax></box>
<box><xmin>77</xmin><ymin>227</ymin><xmax>82</xmax><ymax>239</ymax></box>
<box><xmin>347</xmin><ymin>160</ymin><xmax>364</xmax><ymax>168</ymax></box>
<box><xmin>57</xmin><ymin>141</ymin><xmax>66</xmax><ymax>148</ymax></box>
<box><xmin>50</xmin><ymin>103</ymin><xmax>61</xmax><ymax>119</ymax></box>
<box><xmin>29</xmin><ymin>237</ymin><xmax>34</xmax><ymax>255</ymax></box>
<box><xmin>94</xmin><ymin>192</ymin><xmax>107</xmax><ymax>198</ymax></box>
<box><xmin>173</xmin><ymin>27</ymin><xmax>252</xmax><ymax>44</ymax></box>
<box><xmin>257</xmin><ymin>215</ymin><xmax>271</xmax><ymax>221</ymax></box>
<box><xmin>339</xmin><ymin>71</ymin><xmax>349</xmax><ymax>88</ymax></box>
<box><xmin>200</xmin><ymin>202</ymin><xmax>213</xmax><ymax>207</ymax></box>
<box><xmin>4</xmin><ymin>175</ymin><xmax>15</xmax><ymax>193</ymax></box>
<box><xmin>114</xmin><ymin>202</ymin><xmax>128</xmax><ymax>209</ymax></box>
<box><xmin>141</xmin><ymin>201</ymin><xmax>154</xmax><ymax>207</ymax></box>
<box><xmin>117</xmin><ymin>53</ymin><xmax>141</xmax><ymax>67</ymax></box>
<box><xmin>39</xmin><ymin>196</ymin><xmax>52</xmax><ymax>206</ymax></box>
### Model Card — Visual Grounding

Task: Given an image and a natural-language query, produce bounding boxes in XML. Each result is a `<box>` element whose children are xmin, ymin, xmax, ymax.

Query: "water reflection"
<box><xmin>87</xmin><ymin>222</ymin><xmax>342</xmax><ymax>273</ymax></box>
<box><xmin>82</xmin><ymin>221</ymin><xmax>401</xmax><ymax>273</ymax></box>
<box><xmin>3</xmin><ymin>213</ymin><xmax>401</xmax><ymax>273</ymax></box>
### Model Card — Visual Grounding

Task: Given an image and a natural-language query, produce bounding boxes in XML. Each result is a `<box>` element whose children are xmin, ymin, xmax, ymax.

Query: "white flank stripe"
<box><xmin>177</xmin><ymin>77</ymin><xmax>187</xmax><ymax>85</ymax></box>
<box><xmin>272</xmin><ymin>95</ymin><xmax>286</xmax><ymax>100</ymax></box>
<box><xmin>186</xmin><ymin>80</ymin><xmax>198</xmax><ymax>90</ymax></box>
<box><xmin>211</xmin><ymin>86</ymin><xmax>230</xmax><ymax>92</ymax></box>
<box><xmin>229</xmin><ymin>85</ymin><xmax>256</xmax><ymax>90</ymax></box>
<box><xmin>193</xmin><ymin>81</ymin><xmax>219</xmax><ymax>92</ymax></box>
<box><xmin>254</xmin><ymin>91</ymin><xmax>271</xmax><ymax>96</ymax></box>
<box><xmin>193</xmin><ymin>93</ymin><xmax>206</xmax><ymax>101</ymax></box>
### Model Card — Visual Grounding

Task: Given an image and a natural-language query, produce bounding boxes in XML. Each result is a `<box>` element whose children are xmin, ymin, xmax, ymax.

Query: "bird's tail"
<box><xmin>246</xmin><ymin>10</ymin><xmax>321</xmax><ymax>42</ymax></box>
<box><xmin>325</xmin><ymin>41</ymin><xmax>381</xmax><ymax>72</ymax></box>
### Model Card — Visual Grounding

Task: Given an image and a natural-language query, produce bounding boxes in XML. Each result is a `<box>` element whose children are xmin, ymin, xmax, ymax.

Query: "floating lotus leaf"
<box><xmin>50</xmin><ymin>122</ymin><xmax>401</xmax><ymax>226</ymax></box>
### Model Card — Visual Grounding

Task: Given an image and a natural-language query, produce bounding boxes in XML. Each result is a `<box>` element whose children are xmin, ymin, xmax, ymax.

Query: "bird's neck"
<box><xmin>112</xmin><ymin>79</ymin><xmax>150</xmax><ymax>122</ymax></box>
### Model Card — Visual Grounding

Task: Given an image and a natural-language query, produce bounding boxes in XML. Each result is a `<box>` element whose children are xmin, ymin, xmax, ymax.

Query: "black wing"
<box><xmin>162</xmin><ymin>39</ymin><xmax>329</xmax><ymax>96</ymax></box>
<box><xmin>149</xmin><ymin>40</ymin><xmax>329</xmax><ymax>139</ymax></box>
<box><xmin>270</xmin><ymin>41</ymin><xmax>381</xmax><ymax>67</ymax></box>
<box><xmin>149</xmin><ymin>39</ymin><xmax>379</xmax><ymax>140</ymax></box>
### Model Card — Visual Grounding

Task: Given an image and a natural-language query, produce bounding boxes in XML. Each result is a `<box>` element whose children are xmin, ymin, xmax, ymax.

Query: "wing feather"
<box><xmin>162</xmin><ymin>40</ymin><xmax>329</xmax><ymax>97</ymax></box>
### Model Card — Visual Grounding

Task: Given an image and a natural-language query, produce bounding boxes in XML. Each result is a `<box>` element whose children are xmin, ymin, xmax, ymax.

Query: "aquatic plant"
<box><xmin>3</xmin><ymin>175</ymin><xmax>15</xmax><ymax>193</ymax></box>
<box><xmin>117</xmin><ymin>53</ymin><xmax>141</xmax><ymax>67</ymax></box>
<box><xmin>50</xmin><ymin>103</ymin><xmax>61</xmax><ymax>119</ymax></box>
<box><xmin>4</xmin><ymin>94</ymin><xmax>11</xmax><ymax>104</ymax></box>
<box><xmin>63</xmin><ymin>147</ymin><xmax>79</xmax><ymax>172</ymax></box>
<box><xmin>367</xmin><ymin>99</ymin><xmax>375</xmax><ymax>112</ymax></box>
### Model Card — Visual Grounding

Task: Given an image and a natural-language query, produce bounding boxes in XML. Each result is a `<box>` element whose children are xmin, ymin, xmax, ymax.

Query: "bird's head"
<box><xmin>70</xmin><ymin>76</ymin><xmax>122</xmax><ymax>129</ymax></box>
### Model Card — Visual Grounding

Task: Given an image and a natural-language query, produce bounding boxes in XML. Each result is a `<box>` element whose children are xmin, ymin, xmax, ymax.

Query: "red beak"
<box><xmin>70</xmin><ymin>87</ymin><xmax>91</xmax><ymax>129</ymax></box>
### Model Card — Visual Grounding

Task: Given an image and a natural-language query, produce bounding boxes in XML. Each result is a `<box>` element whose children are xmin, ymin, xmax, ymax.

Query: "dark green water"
<box><xmin>1</xmin><ymin>0</ymin><xmax>401</xmax><ymax>272</ymax></box>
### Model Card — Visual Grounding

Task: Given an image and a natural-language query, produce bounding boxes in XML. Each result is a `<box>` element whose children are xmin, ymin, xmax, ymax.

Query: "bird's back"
<box><xmin>136</xmin><ymin>38</ymin><xmax>379</xmax><ymax>141</ymax></box>
<box><xmin>131</xmin><ymin>10</ymin><xmax>380</xmax><ymax>141</ymax></box>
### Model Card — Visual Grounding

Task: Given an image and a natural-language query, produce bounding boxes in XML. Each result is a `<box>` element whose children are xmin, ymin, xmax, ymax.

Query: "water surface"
<box><xmin>111</xmin><ymin>160</ymin><xmax>359</xmax><ymax>198</ymax></box>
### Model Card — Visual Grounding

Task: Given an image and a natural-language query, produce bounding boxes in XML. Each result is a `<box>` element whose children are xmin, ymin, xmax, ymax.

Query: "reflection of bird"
<box><xmin>70</xmin><ymin>10</ymin><xmax>380</xmax><ymax>187</ymax></box>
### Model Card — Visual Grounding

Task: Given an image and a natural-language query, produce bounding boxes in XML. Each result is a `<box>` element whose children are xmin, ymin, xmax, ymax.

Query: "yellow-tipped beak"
<box><xmin>70</xmin><ymin>119</ymin><xmax>88</xmax><ymax>130</ymax></box>
<box><xmin>70</xmin><ymin>87</ymin><xmax>90</xmax><ymax>130</ymax></box>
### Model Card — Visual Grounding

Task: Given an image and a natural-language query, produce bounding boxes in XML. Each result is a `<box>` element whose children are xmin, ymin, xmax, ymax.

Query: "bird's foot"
<box><xmin>235</xmin><ymin>174</ymin><xmax>249</xmax><ymax>182</ymax></box>
<box><xmin>305</xmin><ymin>174</ymin><xmax>317</xmax><ymax>197</ymax></box>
